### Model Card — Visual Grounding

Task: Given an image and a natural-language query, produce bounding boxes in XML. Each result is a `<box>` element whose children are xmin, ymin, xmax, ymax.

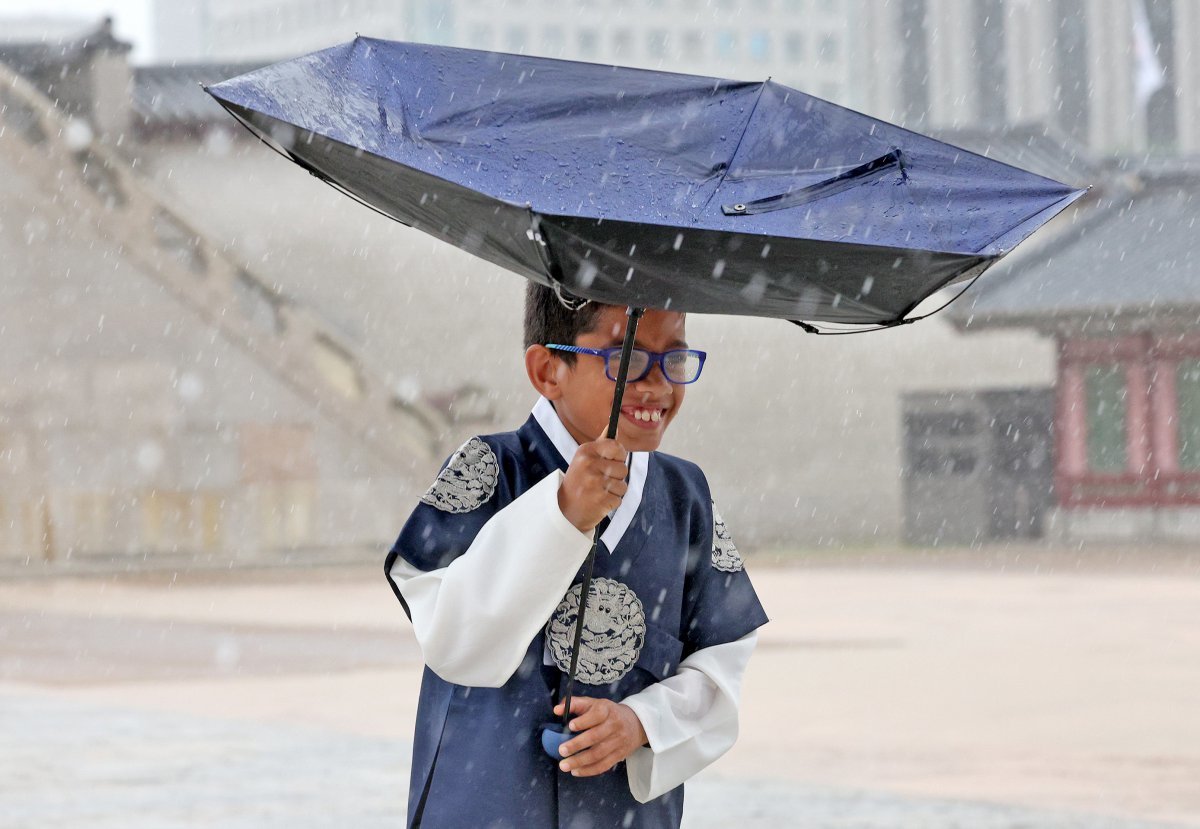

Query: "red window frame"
<box><xmin>1056</xmin><ymin>333</ymin><xmax>1200</xmax><ymax>507</ymax></box>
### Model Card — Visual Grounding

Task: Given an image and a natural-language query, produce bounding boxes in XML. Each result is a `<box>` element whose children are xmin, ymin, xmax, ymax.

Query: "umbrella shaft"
<box><xmin>561</xmin><ymin>306</ymin><xmax>644</xmax><ymax>730</ymax></box>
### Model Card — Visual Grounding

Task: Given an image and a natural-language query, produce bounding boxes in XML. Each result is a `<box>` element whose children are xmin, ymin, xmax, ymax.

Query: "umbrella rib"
<box><xmin>696</xmin><ymin>79</ymin><xmax>771</xmax><ymax>220</ymax></box>
<box><xmin>211</xmin><ymin>97</ymin><xmax>418</xmax><ymax>231</ymax></box>
<box><xmin>791</xmin><ymin>260</ymin><xmax>992</xmax><ymax>334</ymax></box>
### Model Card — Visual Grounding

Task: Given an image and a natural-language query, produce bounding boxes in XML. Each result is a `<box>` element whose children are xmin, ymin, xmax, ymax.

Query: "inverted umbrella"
<box><xmin>205</xmin><ymin>38</ymin><xmax>1085</xmax><ymax>754</ymax></box>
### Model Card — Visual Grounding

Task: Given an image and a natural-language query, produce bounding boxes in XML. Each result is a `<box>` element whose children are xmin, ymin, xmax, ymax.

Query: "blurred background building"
<box><xmin>152</xmin><ymin>0</ymin><xmax>1200</xmax><ymax>157</ymax></box>
<box><xmin>1</xmin><ymin>1</ymin><xmax>1197</xmax><ymax>569</ymax></box>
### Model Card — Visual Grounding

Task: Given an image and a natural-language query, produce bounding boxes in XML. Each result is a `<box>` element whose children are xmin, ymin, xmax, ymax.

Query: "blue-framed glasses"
<box><xmin>546</xmin><ymin>344</ymin><xmax>707</xmax><ymax>384</ymax></box>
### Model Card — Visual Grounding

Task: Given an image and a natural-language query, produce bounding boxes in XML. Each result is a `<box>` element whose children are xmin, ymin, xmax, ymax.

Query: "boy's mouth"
<box><xmin>621</xmin><ymin>405</ymin><xmax>666</xmax><ymax>429</ymax></box>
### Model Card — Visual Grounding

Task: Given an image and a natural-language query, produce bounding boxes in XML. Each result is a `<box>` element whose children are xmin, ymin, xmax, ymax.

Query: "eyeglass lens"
<box><xmin>605</xmin><ymin>350</ymin><xmax>700</xmax><ymax>383</ymax></box>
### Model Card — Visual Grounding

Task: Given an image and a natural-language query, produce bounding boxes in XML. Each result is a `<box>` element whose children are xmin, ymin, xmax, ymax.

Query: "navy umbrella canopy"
<box><xmin>205</xmin><ymin>38</ymin><xmax>1085</xmax><ymax>328</ymax></box>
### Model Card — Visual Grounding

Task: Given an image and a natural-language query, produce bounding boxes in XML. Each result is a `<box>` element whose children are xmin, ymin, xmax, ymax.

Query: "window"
<box><xmin>505</xmin><ymin>26</ymin><xmax>525</xmax><ymax>52</ymax></box>
<box><xmin>1144</xmin><ymin>0</ymin><xmax>1178</xmax><ymax>152</ymax></box>
<box><xmin>909</xmin><ymin>449</ymin><xmax>977</xmax><ymax>477</ymax></box>
<box><xmin>716</xmin><ymin>30</ymin><xmax>738</xmax><ymax>58</ymax></box>
<box><xmin>544</xmin><ymin>26</ymin><xmax>565</xmax><ymax>56</ymax></box>
<box><xmin>1059</xmin><ymin>336</ymin><xmax>1200</xmax><ymax>507</ymax></box>
<box><xmin>1085</xmin><ymin>363</ymin><xmax>1128</xmax><ymax>473</ymax></box>
<box><xmin>647</xmin><ymin>30</ymin><xmax>669</xmax><ymax>58</ymax></box>
<box><xmin>1178</xmin><ymin>360</ymin><xmax>1200</xmax><ymax>470</ymax></box>
<box><xmin>682</xmin><ymin>30</ymin><xmax>704</xmax><ymax>59</ymax></box>
<box><xmin>613</xmin><ymin>29</ymin><xmax>633</xmax><ymax>56</ymax></box>
<box><xmin>785</xmin><ymin>32</ymin><xmax>804</xmax><ymax>61</ymax></box>
<box><xmin>577</xmin><ymin>29</ymin><xmax>599</xmax><ymax>59</ymax></box>
<box><xmin>818</xmin><ymin>33</ymin><xmax>839</xmax><ymax>61</ymax></box>
<box><xmin>468</xmin><ymin>24</ymin><xmax>491</xmax><ymax>49</ymax></box>
<box><xmin>749</xmin><ymin>31</ymin><xmax>769</xmax><ymax>61</ymax></box>
<box><xmin>907</xmin><ymin>412</ymin><xmax>979</xmax><ymax>438</ymax></box>
<box><xmin>1054</xmin><ymin>0</ymin><xmax>1090</xmax><ymax>144</ymax></box>
<box><xmin>974</xmin><ymin>0</ymin><xmax>1008</xmax><ymax>125</ymax></box>
<box><xmin>900</xmin><ymin>0</ymin><xmax>930</xmax><ymax>124</ymax></box>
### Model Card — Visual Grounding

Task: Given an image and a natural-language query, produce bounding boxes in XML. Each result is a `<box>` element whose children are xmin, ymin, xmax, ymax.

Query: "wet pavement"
<box><xmin>1</xmin><ymin>691</ymin><xmax>1187</xmax><ymax>829</ymax></box>
<box><xmin>0</xmin><ymin>610</ymin><xmax>416</xmax><ymax>685</ymax></box>
<box><xmin>1</xmin><ymin>563</ymin><xmax>1198</xmax><ymax>828</ymax></box>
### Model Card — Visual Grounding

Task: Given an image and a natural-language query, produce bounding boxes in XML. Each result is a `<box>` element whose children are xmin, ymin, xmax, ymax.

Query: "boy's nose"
<box><xmin>632</xmin><ymin>362</ymin><xmax>672</xmax><ymax>394</ymax></box>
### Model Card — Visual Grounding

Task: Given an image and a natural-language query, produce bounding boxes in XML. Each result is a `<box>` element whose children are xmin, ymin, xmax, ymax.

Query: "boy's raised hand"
<box><xmin>553</xmin><ymin>697</ymin><xmax>648</xmax><ymax>776</ymax></box>
<box><xmin>558</xmin><ymin>436</ymin><xmax>629</xmax><ymax>533</ymax></box>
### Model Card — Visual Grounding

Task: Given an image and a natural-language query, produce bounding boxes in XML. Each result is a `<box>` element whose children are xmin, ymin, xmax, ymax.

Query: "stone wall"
<box><xmin>0</xmin><ymin>150</ymin><xmax>424</xmax><ymax>566</ymax></box>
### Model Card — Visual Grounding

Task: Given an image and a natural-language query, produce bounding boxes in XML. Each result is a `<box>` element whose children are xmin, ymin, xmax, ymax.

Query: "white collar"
<box><xmin>532</xmin><ymin>396</ymin><xmax>648</xmax><ymax>553</ymax></box>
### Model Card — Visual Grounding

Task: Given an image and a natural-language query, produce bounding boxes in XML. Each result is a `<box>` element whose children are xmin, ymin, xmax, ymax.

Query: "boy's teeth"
<box><xmin>631</xmin><ymin>409</ymin><xmax>662</xmax><ymax>423</ymax></box>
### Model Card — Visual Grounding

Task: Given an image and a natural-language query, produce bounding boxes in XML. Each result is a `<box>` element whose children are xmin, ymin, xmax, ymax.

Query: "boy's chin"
<box><xmin>617</xmin><ymin>426</ymin><xmax>667</xmax><ymax>452</ymax></box>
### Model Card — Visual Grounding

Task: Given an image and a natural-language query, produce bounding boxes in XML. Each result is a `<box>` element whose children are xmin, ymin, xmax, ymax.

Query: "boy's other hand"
<box><xmin>552</xmin><ymin>697</ymin><xmax>648</xmax><ymax>777</ymax></box>
<box><xmin>558</xmin><ymin>437</ymin><xmax>628</xmax><ymax>533</ymax></box>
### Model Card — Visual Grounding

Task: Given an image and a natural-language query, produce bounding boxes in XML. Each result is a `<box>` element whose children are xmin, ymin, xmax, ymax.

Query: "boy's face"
<box><xmin>546</xmin><ymin>306</ymin><xmax>688</xmax><ymax>453</ymax></box>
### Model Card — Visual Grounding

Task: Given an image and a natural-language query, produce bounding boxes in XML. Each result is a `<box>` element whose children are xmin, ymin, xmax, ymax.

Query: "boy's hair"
<box><xmin>523</xmin><ymin>282</ymin><xmax>606</xmax><ymax>365</ymax></box>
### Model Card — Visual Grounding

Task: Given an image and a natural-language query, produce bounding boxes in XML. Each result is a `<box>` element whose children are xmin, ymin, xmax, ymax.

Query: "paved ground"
<box><xmin>1</xmin><ymin>553</ymin><xmax>1198</xmax><ymax>828</ymax></box>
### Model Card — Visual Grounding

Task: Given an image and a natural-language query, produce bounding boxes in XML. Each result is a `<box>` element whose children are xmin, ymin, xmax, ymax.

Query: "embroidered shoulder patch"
<box><xmin>711</xmin><ymin>503</ymin><xmax>745</xmax><ymax>572</ymax></box>
<box><xmin>546</xmin><ymin>578</ymin><xmax>646</xmax><ymax>685</ymax></box>
<box><xmin>420</xmin><ymin>437</ymin><xmax>499</xmax><ymax>513</ymax></box>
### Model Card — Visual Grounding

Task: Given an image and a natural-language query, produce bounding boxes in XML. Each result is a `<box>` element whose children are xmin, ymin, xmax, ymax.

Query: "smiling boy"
<box><xmin>385</xmin><ymin>284</ymin><xmax>769</xmax><ymax>828</ymax></box>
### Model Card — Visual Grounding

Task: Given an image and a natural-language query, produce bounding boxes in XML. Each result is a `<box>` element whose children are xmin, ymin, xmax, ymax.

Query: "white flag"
<box><xmin>1131</xmin><ymin>0</ymin><xmax>1166</xmax><ymax>109</ymax></box>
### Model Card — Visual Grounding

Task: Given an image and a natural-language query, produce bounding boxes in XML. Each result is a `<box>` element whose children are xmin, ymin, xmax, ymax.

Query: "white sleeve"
<box><xmin>387</xmin><ymin>471</ymin><xmax>593</xmax><ymax>688</ymax></box>
<box><xmin>619</xmin><ymin>631</ymin><xmax>758</xmax><ymax>803</ymax></box>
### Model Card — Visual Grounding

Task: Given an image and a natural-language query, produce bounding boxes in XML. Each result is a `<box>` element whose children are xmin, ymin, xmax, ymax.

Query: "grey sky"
<box><xmin>3</xmin><ymin>0</ymin><xmax>153</xmax><ymax>62</ymax></box>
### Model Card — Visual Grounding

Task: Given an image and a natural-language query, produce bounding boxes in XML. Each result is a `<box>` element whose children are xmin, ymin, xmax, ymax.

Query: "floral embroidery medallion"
<box><xmin>420</xmin><ymin>437</ymin><xmax>499</xmax><ymax>513</ymax></box>
<box><xmin>546</xmin><ymin>577</ymin><xmax>646</xmax><ymax>685</ymax></box>
<box><xmin>711</xmin><ymin>503</ymin><xmax>744</xmax><ymax>572</ymax></box>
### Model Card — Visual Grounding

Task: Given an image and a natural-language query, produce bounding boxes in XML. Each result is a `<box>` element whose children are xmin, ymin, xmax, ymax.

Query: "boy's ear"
<box><xmin>525</xmin><ymin>344</ymin><xmax>565</xmax><ymax>400</ymax></box>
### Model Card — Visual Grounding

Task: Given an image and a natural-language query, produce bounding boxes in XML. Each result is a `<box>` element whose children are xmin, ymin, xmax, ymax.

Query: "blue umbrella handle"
<box><xmin>540</xmin><ymin>722</ymin><xmax>572</xmax><ymax>760</ymax></box>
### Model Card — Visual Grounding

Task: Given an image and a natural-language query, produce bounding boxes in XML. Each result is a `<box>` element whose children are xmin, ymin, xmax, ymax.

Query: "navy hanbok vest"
<box><xmin>386</xmin><ymin>414</ymin><xmax>768</xmax><ymax>829</ymax></box>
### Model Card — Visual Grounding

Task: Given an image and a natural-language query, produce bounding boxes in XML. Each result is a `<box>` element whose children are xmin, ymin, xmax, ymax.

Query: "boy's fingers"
<box><xmin>563</xmin><ymin>719</ymin><xmax>616</xmax><ymax>752</ymax></box>
<box><xmin>559</xmin><ymin>728</ymin><xmax>600</xmax><ymax>757</ymax></box>
<box><xmin>591</xmin><ymin>439</ymin><xmax>628</xmax><ymax>463</ymax></box>
<box><xmin>603</xmin><ymin>479</ymin><xmax>628</xmax><ymax>498</ymax></box>
<box><xmin>564</xmin><ymin>748</ymin><xmax>622</xmax><ymax>777</ymax></box>
<box><xmin>559</xmin><ymin>741</ymin><xmax>604</xmax><ymax>767</ymax></box>
<box><xmin>554</xmin><ymin>697</ymin><xmax>595</xmax><ymax>718</ymax></box>
<box><xmin>589</xmin><ymin>463</ymin><xmax>625</xmax><ymax>487</ymax></box>
<box><xmin>568</xmin><ymin>704</ymin><xmax>611</xmax><ymax>732</ymax></box>
<box><xmin>601</xmin><ymin>459</ymin><xmax>628</xmax><ymax>480</ymax></box>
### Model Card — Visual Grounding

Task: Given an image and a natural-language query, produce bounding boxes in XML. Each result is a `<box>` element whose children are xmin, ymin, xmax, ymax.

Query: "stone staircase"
<box><xmin>0</xmin><ymin>60</ymin><xmax>446</xmax><ymax>468</ymax></box>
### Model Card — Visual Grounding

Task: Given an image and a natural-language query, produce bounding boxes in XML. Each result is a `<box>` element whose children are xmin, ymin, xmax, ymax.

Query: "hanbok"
<box><xmin>386</xmin><ymin>397</ymin><xmax>769</xmax><ymax>828</ymax></box>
